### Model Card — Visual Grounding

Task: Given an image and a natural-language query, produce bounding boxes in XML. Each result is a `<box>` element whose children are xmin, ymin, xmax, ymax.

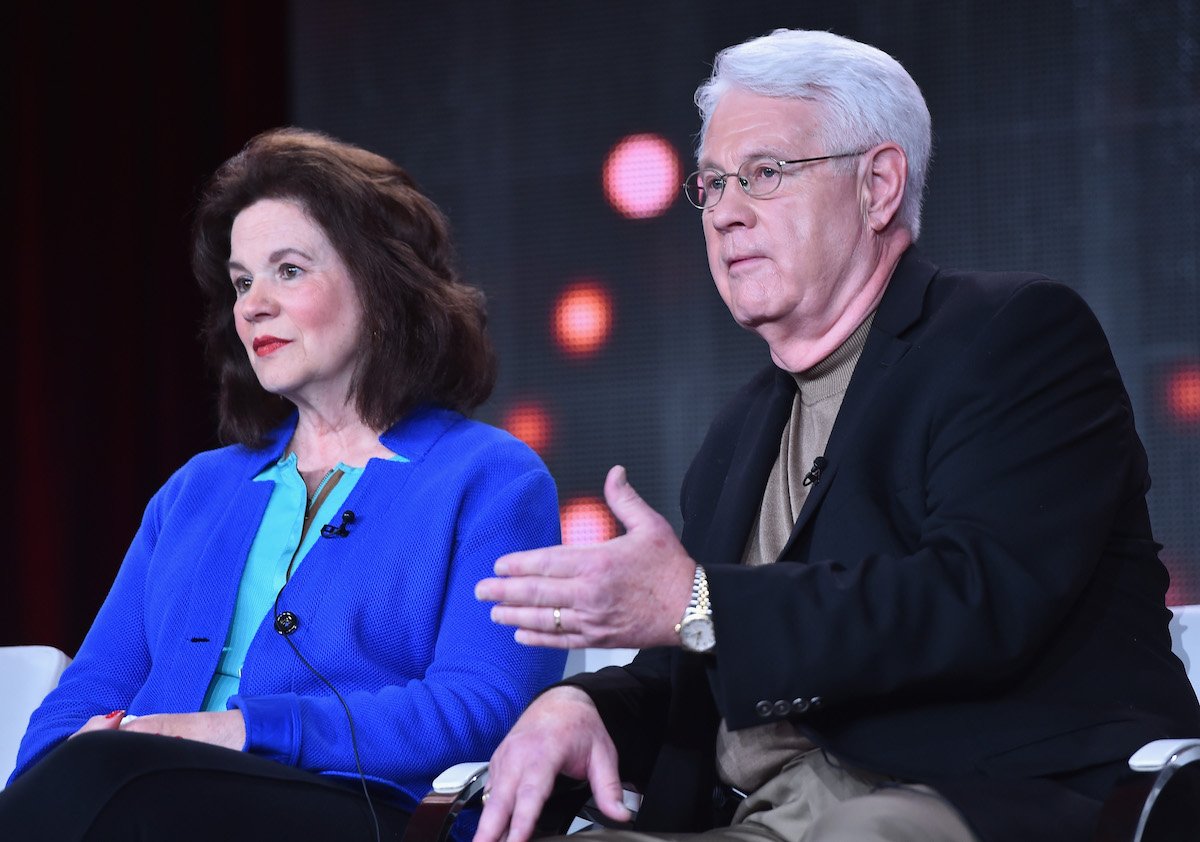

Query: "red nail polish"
<box><xmin>105</xmin><ymin>710</ymin><xmax>124</xmax><ymax>719</ymax></box>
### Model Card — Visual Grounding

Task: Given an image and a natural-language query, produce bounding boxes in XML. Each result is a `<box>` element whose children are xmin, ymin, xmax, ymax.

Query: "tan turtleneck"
<box><xmin>715</xmin><ymin>313</ymin><xmax>875</xmax><ymax>793</ymax></box>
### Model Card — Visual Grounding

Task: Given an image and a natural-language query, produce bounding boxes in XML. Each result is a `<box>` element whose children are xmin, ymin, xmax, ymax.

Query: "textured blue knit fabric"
<box><xmin>12</xmin><ymin>406</ymin><xmax>565</xmax><ymax>818</ymax></box>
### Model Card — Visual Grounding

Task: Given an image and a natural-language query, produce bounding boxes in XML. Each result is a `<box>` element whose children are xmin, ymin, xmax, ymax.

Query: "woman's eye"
<box><xmin>232</xmin><ymin>275</ymin><xmax>253</xmax><ymax>295</ymax></box>
<box><xmin>280</xmin><ymin>263</ymin><xmax>301</xmax><ymax>280</ymax></box>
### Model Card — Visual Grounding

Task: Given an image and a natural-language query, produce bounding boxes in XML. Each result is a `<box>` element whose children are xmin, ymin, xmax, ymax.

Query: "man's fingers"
<box><xmin>479</xmin><ymin>755</ymin><xmax>559</xmax><ymax>842</ymax></box>
<box><xmin>587</xmin><ymin>735</ymin><xmax>633</xmax><ymax>823</ymax></box>
<box><xmin>490</xmin><ymin>604</ymin><xmax>576</xmax><ymax>632</ymax></box>
<box><xmin>474</xmin><ymin>782</ymin><xmax>515</xmax><ymax>842</ymax></box>
<box><xmin>492</xmin><ymin>544</ymin><xmax>586</xmax><ymax>578</ymax></box>
<box><xmin>505</xmin><ymin>776</ymin><xmax>557</xmax><ymax>842</ymax></box>
<box><xmin>477</xmin><ymin>575</ymin><xmax>575</xmax><ymax>608</ymax></box>
<box><xmin>513</xmin><ymin>628</ymin><xmax>587</xmax><ymax>649</ymax></box>
<box><xmin>603</xmin><ymin>465</ymin><xmax>660</xmax><ymax>535</ymax></box>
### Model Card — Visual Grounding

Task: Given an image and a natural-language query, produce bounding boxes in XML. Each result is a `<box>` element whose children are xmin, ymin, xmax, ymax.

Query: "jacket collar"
<box><xmin>241</xmin><ymin>404</ymin><xmax>464</xmax><ymax>474</ymax></box>
<box><xmin>781</xmin><ymin>245</ymin><xmax>937</xmax><ymax>549</ymax></box>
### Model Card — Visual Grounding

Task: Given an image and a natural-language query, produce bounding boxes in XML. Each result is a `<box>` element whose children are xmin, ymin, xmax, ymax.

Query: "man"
<box><xmin>474</xmin><ymin>29</ymin><xmax>1200</xmax><ymax>842</ymax></box>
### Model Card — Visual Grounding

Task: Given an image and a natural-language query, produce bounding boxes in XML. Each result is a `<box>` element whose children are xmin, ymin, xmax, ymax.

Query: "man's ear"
<box><xmin>860</xmin><ymin>143</ymin><xmax>908</xmax><ymax>232</ymax></box>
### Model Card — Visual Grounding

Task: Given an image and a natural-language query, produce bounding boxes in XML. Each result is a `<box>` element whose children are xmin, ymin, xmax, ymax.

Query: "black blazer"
<box><xmin>568</xmin><ymin>248</ymin><xmax>1200</xmax><ymax>842</ymax></box>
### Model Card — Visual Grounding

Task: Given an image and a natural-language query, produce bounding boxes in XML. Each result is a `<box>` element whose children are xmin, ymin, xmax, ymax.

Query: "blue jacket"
<box><xmin>13</xmin><ymin>406</ymin><xmax>566</xmax><ymax>812</ymax></box>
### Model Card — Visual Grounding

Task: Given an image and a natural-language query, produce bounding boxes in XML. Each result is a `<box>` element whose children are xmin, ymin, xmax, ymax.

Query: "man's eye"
<box><xmin>703</xmin><ymin>173</ymin><xmax>726</xmax><ymax>191</ymax></box>
<box><xmin>749</xmin><ymin>164</ymin><xmax>778</xmax><ymax>182</ymax></box>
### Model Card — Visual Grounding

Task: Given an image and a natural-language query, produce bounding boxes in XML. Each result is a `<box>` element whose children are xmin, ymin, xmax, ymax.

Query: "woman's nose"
<box><xmin>236</xmin><ymin>280</ymin><xmax>276</xmax><ymax>321</ymax></box>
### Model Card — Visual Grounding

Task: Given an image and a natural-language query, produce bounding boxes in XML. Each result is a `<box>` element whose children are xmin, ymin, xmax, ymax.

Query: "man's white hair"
<box><xmin>696</xmin><ymin>29</ymin><xmax>932</xmax><ymax>239</ymax></box>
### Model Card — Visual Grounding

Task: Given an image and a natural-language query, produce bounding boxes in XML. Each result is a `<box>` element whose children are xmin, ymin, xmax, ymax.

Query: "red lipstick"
<box><xmin>253</xmin><ymin>336</ymin><xmax>290</xmax><ymax>357</ymax></box>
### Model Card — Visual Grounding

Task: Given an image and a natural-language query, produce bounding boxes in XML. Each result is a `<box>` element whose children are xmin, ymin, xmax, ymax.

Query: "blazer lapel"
<box><xmin>781</xmin><ymin>247</ymin><xmax>939</xmax><ymax>554</ymax></box>
<box><xmin>693</xmin><ymin>367</ymin><xmax>796</xmax><ymax>570</ymax></box>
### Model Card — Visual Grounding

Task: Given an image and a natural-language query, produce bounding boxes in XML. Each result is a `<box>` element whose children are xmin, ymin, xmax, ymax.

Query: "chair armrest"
<box><xmin>1127</xmin><ymin>738</ymin><xmax>1200</xmax><ymax>773</ymax></box>
<box><xmin>404</xmin><ymin>762</ymin><xmax>490</xmax><ymax>842</ymax></box>
<box><xmin>432</xmin><ymin>761</ymin><xmax>491</xmax><ymax>796</ymax></box>
<box><xmin>1095</xmin><ymin>738</ymin><xmax>1200</xmax><ymax>842</ymax></box>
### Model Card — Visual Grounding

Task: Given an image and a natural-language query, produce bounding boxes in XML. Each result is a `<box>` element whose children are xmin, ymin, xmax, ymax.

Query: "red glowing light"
<box><xmin>502</xmin><ymin>401</ymin><xmax>553</xmax><ymax>455</ymax></box>
<box><xmin>602</xmin><ymin>133</ymin><xmax>682</xmax><ymax>219</ymax></box>
<box><xmin>1166</xmin><ymin>364</ymin><xmax>1200</xmax><ymax>424</ymax></box>
<box><xmin>560</xmin><ymin>497</ymin><xmax>618</xmax><ymax>545</ymax></box>
<box><xmin>552</xmin><ymin>280</ymin><xmax>614</xmax><ymax>358</ymax></box>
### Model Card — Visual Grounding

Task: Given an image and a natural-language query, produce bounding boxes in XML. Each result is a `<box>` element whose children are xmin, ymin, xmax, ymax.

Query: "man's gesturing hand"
<box><xmin>476</xmin><ymin>465</ymin><xmax>695</xmax><ymax>650</ymax></box>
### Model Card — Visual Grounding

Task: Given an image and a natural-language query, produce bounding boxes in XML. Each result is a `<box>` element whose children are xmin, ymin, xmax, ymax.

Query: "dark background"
<box><xmin>8</xmin><ymin>1</ymin><xmax>1199</xmax><ymax>654</ymax></box>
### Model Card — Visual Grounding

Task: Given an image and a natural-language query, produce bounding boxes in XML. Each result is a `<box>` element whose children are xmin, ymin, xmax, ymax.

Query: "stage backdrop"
<box><xmin>290</xmin><ymin>0</ymin><xmax>1200</xmax><ymax>602</ymax></box>
<box><xmin>8</xmin><ymin>2</ymin><xmax>1198</xmax><ymax>654</ymax></box>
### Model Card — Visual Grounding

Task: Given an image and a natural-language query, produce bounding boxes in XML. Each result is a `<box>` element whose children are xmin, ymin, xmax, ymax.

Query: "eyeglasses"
<box><xmin>682</xmin><ymin>151</ymin><xmax>866</xmax><ymax>210</ymax></box>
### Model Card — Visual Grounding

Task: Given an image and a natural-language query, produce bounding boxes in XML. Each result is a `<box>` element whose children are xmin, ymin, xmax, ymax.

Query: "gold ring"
<box><xmin>553</xmin><ymin>607</ymin><xmax>563</xmax><ymax>632</ymax></box>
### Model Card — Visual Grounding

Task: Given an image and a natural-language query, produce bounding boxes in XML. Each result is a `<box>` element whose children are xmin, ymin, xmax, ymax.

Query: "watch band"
<box><xmin>677</xmin><ymin>565</ymin><xmax>715</xmax><ymax>653</ymax></box>
<box><xmin>689</xmin><ymin>564</ymin><xmax>710</xmax><ymax>616</ymax></box>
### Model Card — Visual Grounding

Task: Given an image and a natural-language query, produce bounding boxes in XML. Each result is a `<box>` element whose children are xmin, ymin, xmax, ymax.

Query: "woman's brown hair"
<box><xmin>192</xmin><ymin>128</ymin><xmax>496</xmax><ymax>447</ymax></box>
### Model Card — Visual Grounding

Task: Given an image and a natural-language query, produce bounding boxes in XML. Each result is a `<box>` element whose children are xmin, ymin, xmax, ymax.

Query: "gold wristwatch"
<box><xmin>676</xmin><ymin>564</ymin><xmax>715</xmax><ymax>653</ymax></box>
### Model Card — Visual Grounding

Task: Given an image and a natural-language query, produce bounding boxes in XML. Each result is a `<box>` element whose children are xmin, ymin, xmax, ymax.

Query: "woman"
<box><xmin>1</xmin><ymin>128</ymin><xmax>565</xmax><ymax>840</ymax></box>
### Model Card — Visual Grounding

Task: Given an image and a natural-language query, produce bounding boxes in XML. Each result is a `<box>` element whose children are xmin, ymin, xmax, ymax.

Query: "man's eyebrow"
<box><xmin>696</xmin><ymin>148</ymin><xmax>784</xmax><ymax>172</ymax></box>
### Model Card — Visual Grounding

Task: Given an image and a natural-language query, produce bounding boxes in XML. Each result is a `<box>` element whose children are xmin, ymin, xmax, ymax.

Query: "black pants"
<box><xmin>0</xmin><ymin>730</ymin><xmax>411</xmax><ymax>841</ymax></box>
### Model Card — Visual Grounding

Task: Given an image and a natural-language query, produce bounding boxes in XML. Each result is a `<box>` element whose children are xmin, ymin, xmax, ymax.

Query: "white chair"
<box><xmin>0</xmin><ymin>645</ymin><xmax>72</xmax><ymax>788</ymax></box>
<box><xmin>1095</xmin><ymin>604</ymin><xmax>1200</xmax><ymax>841</ymax></box>
<box><xmin>563</xmin><ymin>647</ymin><xmax>638</xmax><ymax>678</ymax></box>
<box><xmin>1167</xmin><ymin>604</ymin><xmax>1200</xmax><ymax>695</ymax></box>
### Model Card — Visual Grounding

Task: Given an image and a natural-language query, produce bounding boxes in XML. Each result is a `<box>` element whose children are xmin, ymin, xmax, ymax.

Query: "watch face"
<box><xmin>681</xmin><ymin>616</ymin><xmax>715</xmax><ymax>652</ymax></box>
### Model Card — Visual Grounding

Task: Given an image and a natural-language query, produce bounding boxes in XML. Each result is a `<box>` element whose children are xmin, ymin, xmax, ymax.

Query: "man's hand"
<box><xmin>474</xmin><ymin>686</ymin><xmax>630</xmax><ymax>842</ymax></box>
<box><xmin>476</xmin><ymin>465</ymin><xmax>695</xmax><ymax>650</ymax></box>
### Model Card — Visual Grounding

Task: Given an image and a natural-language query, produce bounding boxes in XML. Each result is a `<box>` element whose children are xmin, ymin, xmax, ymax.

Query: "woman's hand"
<box><xmin>71</xmin><ymin>709</ymin><xmax>128</xmax><ymax>737</ymax></box>
<box><xmin>71</xmin><ymin>710</ymin><xmax>246</xmax><ymax>751</ymax></box>
<box><xmin>120</xmin><ymin>711</ymin><xmax>247</xmax><ymax>750</ymax></box>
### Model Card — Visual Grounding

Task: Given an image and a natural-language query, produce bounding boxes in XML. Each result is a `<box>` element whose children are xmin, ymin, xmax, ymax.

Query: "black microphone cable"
<box><xmin>270</xmin><ymin>506</ymin><xmax>381</xmax><ymax>842</ymax></box>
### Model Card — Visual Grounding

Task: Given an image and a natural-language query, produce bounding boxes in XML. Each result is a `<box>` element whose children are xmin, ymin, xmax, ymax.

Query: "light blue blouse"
<box><xmin>201</xmin><ymin>452</ymin><xmax>405</xmax><ymax>711</ymax></box>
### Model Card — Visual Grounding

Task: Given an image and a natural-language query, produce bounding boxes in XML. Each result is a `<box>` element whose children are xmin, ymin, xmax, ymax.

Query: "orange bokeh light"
<box><xmin>552</xmin><ymin>280</ymin><xmax>614</xmax><ymax>358</ymax></box>
<box><xmin>1166</xmin><ymin>364</ymin><xmax>1200</xmax><ymax>424</ymax></box>
<box><xmin>602</xmin><ymin>133</ymin><xmax>682</xmax><ymax>220</ymax></box>
<box><xmin>560</xmin><ymin>496</ymin><xmax>618</xmax><ymax>545</ymax></box>
<box><xmin>502</xmin><ymin>400</ymin><xmax>553</xmax><ymax>455</ymax></box>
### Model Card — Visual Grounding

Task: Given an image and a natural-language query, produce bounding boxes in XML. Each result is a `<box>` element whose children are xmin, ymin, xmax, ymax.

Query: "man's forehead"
<box><xmin>698</xmin><ymin>91</ymin><xmax>826</xmax><ymax>167</ymax></box>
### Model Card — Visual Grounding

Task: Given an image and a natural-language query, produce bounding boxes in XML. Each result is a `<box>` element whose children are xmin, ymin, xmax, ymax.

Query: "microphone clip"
<box><xmin>320</xmin><ymin>510</ymin><xmax>356</xmax><ymax>539</ymax></box>
<box><xmin>802</xmin><ymin>456</ymin><xmax>828</xmax><ymax>487</ymax></box>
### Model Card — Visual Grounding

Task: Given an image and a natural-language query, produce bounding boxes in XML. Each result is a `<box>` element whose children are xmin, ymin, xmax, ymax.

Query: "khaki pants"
<box><xmin>566</xmin><ymin>749</ymin><xmax>979</xmax><ymax>842</ymax></box>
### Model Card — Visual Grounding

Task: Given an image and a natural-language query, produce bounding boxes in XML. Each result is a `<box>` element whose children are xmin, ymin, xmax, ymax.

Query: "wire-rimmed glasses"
<box><xmin>683</xmin><ymin>151</ymin><xmax>866</xmax><ymax>210</ymax></box>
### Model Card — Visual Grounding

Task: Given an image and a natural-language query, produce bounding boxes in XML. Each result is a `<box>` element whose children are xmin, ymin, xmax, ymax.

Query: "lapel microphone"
<box><xmin>802</xmin><ymin>456</ymin><xmax>828</xmax><ymax>487</ymax></box>
<box><xmin>320</xmin><ymin>510</ymin><xmax>356</xmax><ymax>538</ymax></box>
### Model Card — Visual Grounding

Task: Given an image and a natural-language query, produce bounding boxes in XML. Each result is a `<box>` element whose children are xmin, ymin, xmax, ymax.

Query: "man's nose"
<box><xmin>708</xmin><ymin>182</ymin><xmax>755</xmax><ymax>230</ymax></box>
